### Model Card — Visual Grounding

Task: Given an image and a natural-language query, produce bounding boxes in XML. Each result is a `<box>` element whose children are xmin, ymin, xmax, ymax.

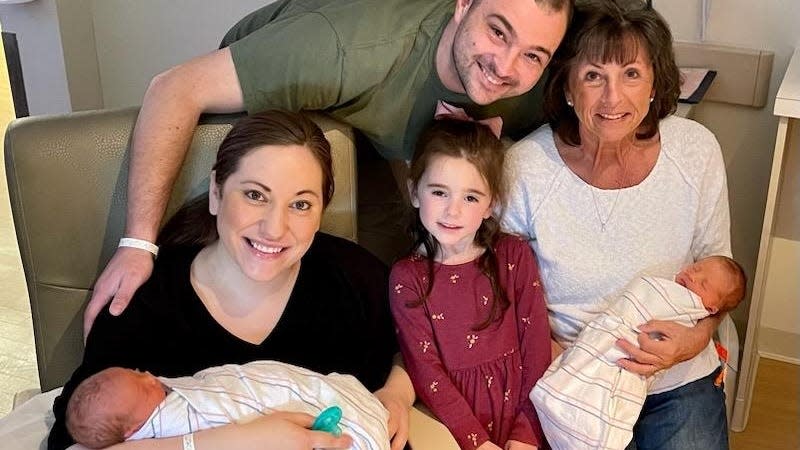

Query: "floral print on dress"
<box><xmin>481</xmin><ymin>295</ymin><xmax>489</xmax><ymax>306</ymax></box>
<box><xmin>431</xmin><ymin>313</ymin><xmax>444</xmax><ymax>320</ymax></box>
<box><xmin>532</xmin><ymin>280</ymin><xmax>541</xmax><ymax>287</ymax></box>
<box><xmin>420</xmin><ymin>340</ymin><xmax>431</xmax><ymax>353</ymax></box>
<box><xmin>430</xmin><ymin>380</ymin><xmax>439</xmax><ymax>392</ymax></box>
<box><xmin>504</xmin><ymin>389</ymin><xmax>511</xmax><ymax>402</ymax></box>
<box><xmin>467</xmin><ymin>334</ymin><xmax>478</xmax><ymax>349</ymax></box>
<box><xmin>507</xmin><ymin>263</ymin><xmax>515</xmax><ymax>271</ymax></box>
<box><xmin>468</xmin><ymin>433</ymin><xmax>478</xmax><ymax>447</ymax></box>
<box><xmin>394</xmin><ymin>283</ymin><xmax>403</xmax><ymax>294</ymax></box>
<box><xmin>450</xmin><ymin>273</ymin><xmax>460</xmax><ymax>283</ymax></box>
<box><xmin>485</xmin><ymin>375</ymin><xmax>493</xmax><ymax>388</ymax></box>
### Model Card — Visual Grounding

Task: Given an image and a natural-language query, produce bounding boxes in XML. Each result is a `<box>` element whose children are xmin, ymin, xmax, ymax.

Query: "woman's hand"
<box><xmin>375</xmin><ymin>355</ymin><xmax>416</xmax><ymax>450</ymax></box>
<box><xmin>616</xmin><ymin>317</ymin><xmax>716</xmax><ymax>376</ymax></box>
<box><xmin>550</xmin><ymin>339</ymin><xmax>564</xmax><ymax>361</ymax></box>
<box><xmin>200</xmin><ymin>412</ymin><xmax>353</xmax><ymax>450</ymax></box>
<box><xmin>477</xmin><ymin>441</ymin><xmax>503</xmax><ymax>450</ymax></box>
<box><xmin>113</xmin><ymin>412</ymin><xmax>353</xmax><ymax>450</ymax></box>
<box><xmin>374</xmin><ymin>386</ymin><xmax>411</xmax><ymax>450</ymax></box>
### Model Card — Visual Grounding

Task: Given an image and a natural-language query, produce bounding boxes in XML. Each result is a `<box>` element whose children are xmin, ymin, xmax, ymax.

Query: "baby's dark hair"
<box><xmin>66</xmin><ymin>368</ymin><xmax>131</xmax><ymax>448</ymax></box>
<box><xmin>406</xmin><ymin>119</ymin><xmax>507</xmax><ymax>330</ymax></box>
<box><xmin>711</xmin><ymin>255</ymin><xmax>747</xmax><ymax>313</ymax></box>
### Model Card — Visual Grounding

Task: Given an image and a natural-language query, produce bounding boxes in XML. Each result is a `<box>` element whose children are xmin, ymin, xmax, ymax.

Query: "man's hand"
<box><xmin>616</xmin><ymin>319</ymin><xmax>713</xmax><ymax>376</ymax></box>
<box><xmin>83</xmin><ymin>247</ymin><xmax>154</xmax><ymax>338</ymax></box>
<box><xmin>374</xmin><ymin>386</ymin><xmax>411</xmax><ymax>450</ymax></box>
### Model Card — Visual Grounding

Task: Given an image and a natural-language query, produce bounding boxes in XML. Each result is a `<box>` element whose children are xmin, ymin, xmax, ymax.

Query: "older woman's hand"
<box><xmin>615</xmin><ymin>317</ymin><xmax>717</xmax><ymax>376</ymax></box>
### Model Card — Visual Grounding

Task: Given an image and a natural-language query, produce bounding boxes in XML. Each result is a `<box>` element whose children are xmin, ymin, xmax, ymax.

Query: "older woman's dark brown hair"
<box><xmin>545</xmin><ymin>0</ymin><xmax>681</xmax><ymax>145</ymax></box>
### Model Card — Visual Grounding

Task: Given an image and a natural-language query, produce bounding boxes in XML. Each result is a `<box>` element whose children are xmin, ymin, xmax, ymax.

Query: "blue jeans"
<box><xmin>625</xmin><ymin>366</ymin><xmax>729</xmax><ymax>450</ymax></box>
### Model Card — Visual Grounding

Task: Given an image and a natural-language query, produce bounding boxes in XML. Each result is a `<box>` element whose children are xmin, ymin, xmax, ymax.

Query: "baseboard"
<box><xmin>758</xmin><ymin>327</ymin><xmax>800</xmax><ymax>363</ymax></box>
<box><xmin>757</xmin><ymin>351</ymin><xmax>800</xmax><ymax>366</ymax></box>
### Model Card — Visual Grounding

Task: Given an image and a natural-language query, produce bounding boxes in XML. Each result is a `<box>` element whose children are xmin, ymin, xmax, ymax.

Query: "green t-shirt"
<box><xmin>226</xmin><ymin>0</ymin><xmax>544</xmax><ymax>160</ymax></box>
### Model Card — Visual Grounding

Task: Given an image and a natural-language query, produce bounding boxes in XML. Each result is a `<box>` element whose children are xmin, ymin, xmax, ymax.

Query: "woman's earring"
<box><xmin>649</xmin><ymin>97</ymin><xmax>654</xmax><ymax>103</ymax></box>
<box><xmin>566</xmin><ymin>99</ymin><xmax>574</xmax><ymax>107</ymax></box>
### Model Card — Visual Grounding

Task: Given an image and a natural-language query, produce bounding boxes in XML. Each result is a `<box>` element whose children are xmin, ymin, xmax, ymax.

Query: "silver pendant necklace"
<box><xmin>589</xmin><ymin>151</ymin><xmax>632</xmax><ymax>232</ymax></box>
<box><xmin>590</xmin><ymin>187</ymin><xmax>622</xmax><ymax>232</ymax></box>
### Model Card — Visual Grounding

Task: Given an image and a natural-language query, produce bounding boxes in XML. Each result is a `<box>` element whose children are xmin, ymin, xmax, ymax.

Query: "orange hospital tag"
<box><xmin>714</xmin><ymin>341</ymin><xmax>728</xmax><ymax>387</ymax></box>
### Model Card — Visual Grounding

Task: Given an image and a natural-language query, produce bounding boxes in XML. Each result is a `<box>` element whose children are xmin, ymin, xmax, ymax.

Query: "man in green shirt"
<box><xmin>86</xmin><ymin>1</ymin><xmax>569</xmax><ymax>443</ymax></box>
<box><xmin>220</xmin><ymin>0</ymin><xmax>567</xmax><ymax>161</ymax></box>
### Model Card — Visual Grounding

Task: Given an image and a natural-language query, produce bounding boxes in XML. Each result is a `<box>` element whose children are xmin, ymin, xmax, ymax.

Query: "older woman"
<box><xmin>502</xmin><ymin>2</ymin><xmax>731</xmax><ymax>449</ymax></box>
<box><xmin>48</xmin><ymin>111</ymin><xmax>414</xmax><ymax>450</ymax></box>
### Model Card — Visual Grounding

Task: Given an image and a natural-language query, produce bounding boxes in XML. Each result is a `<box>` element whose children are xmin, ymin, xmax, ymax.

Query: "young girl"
<box><xmin>389</xmin><ymin>119</ymin><xmax>551</xmax><ymax>450</ymax></box>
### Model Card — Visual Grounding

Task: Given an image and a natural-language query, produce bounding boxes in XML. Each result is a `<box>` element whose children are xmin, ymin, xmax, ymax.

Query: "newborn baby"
<box><xmin>66</xmin><ymin>360</ymin><xmax>390</xmax><ymax>449</ymax></box>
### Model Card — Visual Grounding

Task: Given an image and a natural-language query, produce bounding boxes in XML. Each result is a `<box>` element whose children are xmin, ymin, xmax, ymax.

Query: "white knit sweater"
<box><xmin>501</xmin><ymin>115</ymin><xmax>731</xmax><ymax>393</ymax></box>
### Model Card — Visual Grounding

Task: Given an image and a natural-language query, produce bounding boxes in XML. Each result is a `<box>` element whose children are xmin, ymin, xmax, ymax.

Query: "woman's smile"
<box><xmin>245</xmin><ymin>237</ymin><xmax>286</xmax><ymax>256</ymax></box>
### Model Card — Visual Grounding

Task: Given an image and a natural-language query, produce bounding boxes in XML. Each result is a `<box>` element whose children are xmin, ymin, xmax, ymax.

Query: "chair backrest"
<box><xmin>3</xmin><ymin>107</ymin><xmax>357</xmax><ymax>390</ymax></box>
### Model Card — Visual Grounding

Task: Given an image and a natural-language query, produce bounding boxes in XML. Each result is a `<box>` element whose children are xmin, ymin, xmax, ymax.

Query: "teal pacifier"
<box><xmin>311</xmin><ymin>406</ymin><xmax>342</xmax><ymax>436</ymax></box>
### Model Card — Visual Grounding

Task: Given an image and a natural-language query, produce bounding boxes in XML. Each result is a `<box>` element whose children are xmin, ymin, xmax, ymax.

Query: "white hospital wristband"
<box><xmin>182</xmin><ymin>433</ymin><xmax>196</xmax><ymax>450</ymax></box>
<box><xmin>118</xmin><ymin>238</ymin><xmax>159</xmax><ymax>257</ymax></box>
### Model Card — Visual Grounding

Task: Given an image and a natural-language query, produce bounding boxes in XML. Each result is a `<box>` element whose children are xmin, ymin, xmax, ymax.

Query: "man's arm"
<box><xmin>83</xmin><ymin>48</ymin><xmax>245</xmax><ymax>337</ymax></box>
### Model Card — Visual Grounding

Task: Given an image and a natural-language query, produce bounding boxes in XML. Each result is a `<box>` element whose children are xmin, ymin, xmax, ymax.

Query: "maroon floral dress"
<box><xmin>390</xmin><ymin>234</ymin><xmax>550</xmax><ymax>449</ymax></box>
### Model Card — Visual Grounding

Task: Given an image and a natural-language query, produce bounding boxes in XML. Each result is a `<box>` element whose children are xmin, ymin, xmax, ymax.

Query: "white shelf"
<box><xmin>774</xmin><ymin>49</ymin><xmax>800</xmax><ymax>119</ymax></box>
<box><xmin>733</xmin><ymin>47</ymin><xmax>800</xmax><ymax>432</ymax></box>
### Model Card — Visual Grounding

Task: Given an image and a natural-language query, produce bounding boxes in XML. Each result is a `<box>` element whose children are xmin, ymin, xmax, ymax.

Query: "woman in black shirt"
<box><xmin>49</xmin><ymin>110</ymin><xmax>412</xmax><ymax>450</ymax></box>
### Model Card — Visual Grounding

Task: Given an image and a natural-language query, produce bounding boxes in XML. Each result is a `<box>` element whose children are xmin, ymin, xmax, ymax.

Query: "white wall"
<box><xmin>0</xmin><ymin>0</ymin><xmax>71</xmax><ymax>115</ymax></box>
<box><xmin>758</xmin><ymin>238</ymin><xmax>800</xmax><ymax>361</ymax></box>
<box><xmin>1</xmin><ymin>1</ymin><xmax>272</xmax><ymax>114</ymax></box>
<box><xmin>56</xmin><ymin>0</ymin><xmax>102</xmax><ymax>111</ymax></box>
<box><xmin>91</xmin><ymin>0</ymin><xmax>269</xmax><ymax>109</ymax></box>
<box><xmin>656</xmin><ymin>0</ymin><xmax>800</xmax><ymax>352</ymax></box>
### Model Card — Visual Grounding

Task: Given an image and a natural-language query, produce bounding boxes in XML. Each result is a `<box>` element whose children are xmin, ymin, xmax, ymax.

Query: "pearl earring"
<box><xmin>649</xmin><ymin>97</ymin><xmax>654</xmax><ymax>103</ymax></box>
<box><xmin>566</xmin><ymin>99</ymin><xmax>574</xmax><ymax>107</ymax></box>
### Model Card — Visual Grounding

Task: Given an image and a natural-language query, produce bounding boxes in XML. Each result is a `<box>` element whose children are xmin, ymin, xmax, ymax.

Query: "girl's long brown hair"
<box><xmin>406</xmin><ymin>119</ymin><xmax>508</xmax><ymax>331</ymax></box>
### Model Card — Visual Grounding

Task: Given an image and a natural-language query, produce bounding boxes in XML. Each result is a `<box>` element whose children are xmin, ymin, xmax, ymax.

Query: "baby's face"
<box><xmin>675</xmin><ymin>259</ymin><xmax>728</xmax><ymax>314</ymax></box>
<box><xmin>115</xmin><ymin>369</ymin><xmax>168</xmax><ymax>435</ymax></box>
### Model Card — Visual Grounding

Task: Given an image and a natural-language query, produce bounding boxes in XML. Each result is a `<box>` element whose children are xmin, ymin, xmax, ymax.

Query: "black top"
<box><xmin>48</xmin><ymin>233</ymin><xmax>396</xmax><ymax>450</ymax></box>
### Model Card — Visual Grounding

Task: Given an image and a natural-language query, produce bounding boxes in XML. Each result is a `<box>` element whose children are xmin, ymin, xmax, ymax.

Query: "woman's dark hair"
<box><xmin>545</xmin><ymin>0</ymin><xmax>680</xmax><ymax>146</ymax></box>
<box><xmin>157</xmin><ymin>110</ymin><xmax>333</xmax><ymax>247</ymax></box>
<box><xmin>406</xmin><ymin>119</ymin><xmax>507</xmax><ymax>331</ymax></box>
